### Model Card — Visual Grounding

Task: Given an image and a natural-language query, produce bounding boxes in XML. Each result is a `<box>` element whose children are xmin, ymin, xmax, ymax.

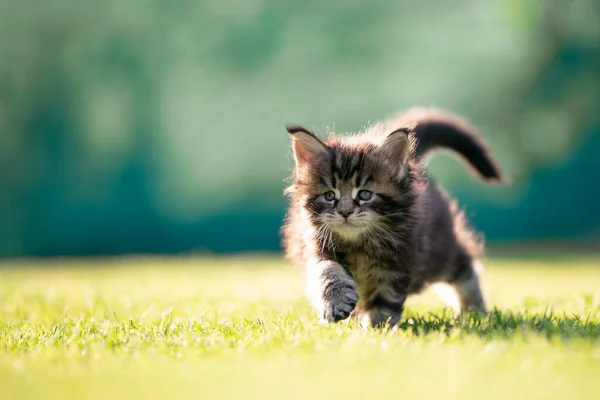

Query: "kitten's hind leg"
<box><xmin>436</xmin><ymin>260</ymin><xmax>487</xmax><ymax>315</ymax></box>
<box><xmin>451</xmin><ymin>260</ymin><xmax>488</xmax><ymax>314</ymax></box>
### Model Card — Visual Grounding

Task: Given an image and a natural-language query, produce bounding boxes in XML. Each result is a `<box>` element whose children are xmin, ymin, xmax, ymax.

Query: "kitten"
<box><xmin>282</xmin><ymin>108</ymin><xmax>504</xmax><ymax>328</ymax></box>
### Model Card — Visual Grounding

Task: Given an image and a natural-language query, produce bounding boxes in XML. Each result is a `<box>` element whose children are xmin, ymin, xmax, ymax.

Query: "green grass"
<box><xmin>1</xmin><ymin>254</ymin><xmax>599</xmax><ymax>400</ymax></box>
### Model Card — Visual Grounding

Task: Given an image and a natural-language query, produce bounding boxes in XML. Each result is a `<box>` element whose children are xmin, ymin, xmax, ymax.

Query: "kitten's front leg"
<box><xmin>360</xmin><ymin>271</ymin><xmax>409</xmax><ymax>328</ymax></box>
<box><xmin>306</xmin><ymin>259</ymin><xmax>359</xmax><ymax>323</ymax></box>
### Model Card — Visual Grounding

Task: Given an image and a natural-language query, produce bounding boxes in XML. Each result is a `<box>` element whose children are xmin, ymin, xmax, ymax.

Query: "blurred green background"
<box><xmin>1</xmin><ymin>0</ymin><xmax>599</xmax><ymax>257</ymax></box>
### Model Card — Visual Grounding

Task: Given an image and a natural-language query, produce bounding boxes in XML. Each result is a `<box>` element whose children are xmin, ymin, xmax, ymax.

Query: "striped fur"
<box><xmin>282</xmin><ymin>108</ymin><xmax>503</xmax><ymax>328</ymax></box>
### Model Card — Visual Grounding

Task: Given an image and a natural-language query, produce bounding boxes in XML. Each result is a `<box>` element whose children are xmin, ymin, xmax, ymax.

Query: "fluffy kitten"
<box><xmin>282</xmin><ymin>108</ymin><xmax>504</xmax><ymax>328</ymax></box>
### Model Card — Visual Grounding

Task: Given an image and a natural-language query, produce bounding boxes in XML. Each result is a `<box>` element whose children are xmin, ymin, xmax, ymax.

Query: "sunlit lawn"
<box><xmin>1</xmin><ymin>252</ymin><xmax>599</xmax><ymax>399</ymax></box>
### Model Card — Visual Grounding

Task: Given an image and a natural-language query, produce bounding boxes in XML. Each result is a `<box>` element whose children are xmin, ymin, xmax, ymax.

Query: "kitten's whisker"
<box><xmin>313</xmin><ymin>224</ymin><xmax>329</xmax><ymax>255</ymax></box>
<box><xmin>382</xmin><ymin>212</ymin><xmax>410</xmax><ymax>219</ymax></box>
<box><xmin>328</xmin><ymin>226</ymin><xmax>337</xmax><ymax>256</ymax></box>
<box><xmin>374</xmin><ymin>224</ymin><xmax>406</xmax><ymax>242</ymax></box>
<box><xmin>365</xmin><ymin>224</ymin><xmax>392</xmax><ymax>252</ymax></box>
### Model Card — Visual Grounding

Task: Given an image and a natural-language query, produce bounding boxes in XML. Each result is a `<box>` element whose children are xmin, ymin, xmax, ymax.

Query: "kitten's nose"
<box><xmin>338</xmin><ymin>197</ymin><xmax>354</xmax><ymax>219</ymax></box>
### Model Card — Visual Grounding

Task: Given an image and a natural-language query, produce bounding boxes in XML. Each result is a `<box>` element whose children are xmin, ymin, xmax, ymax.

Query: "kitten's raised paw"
<box><xmin>322</xmin><ymin>280</ymin><xmax>359</xmax><ymax>323</ymax></box>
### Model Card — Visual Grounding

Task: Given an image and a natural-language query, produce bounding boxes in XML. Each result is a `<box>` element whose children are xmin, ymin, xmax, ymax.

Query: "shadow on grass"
<box><xmin>392</xmin><ymin>309</ymin><xmax>600</xmax><ymax>341</ymax></box>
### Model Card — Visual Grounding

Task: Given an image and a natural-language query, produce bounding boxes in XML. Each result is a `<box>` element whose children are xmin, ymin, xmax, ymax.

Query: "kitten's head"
<box><xmin>286</xmin><ymin>124</ymin><xmax>418</xmax><ymax>242</ymax></box>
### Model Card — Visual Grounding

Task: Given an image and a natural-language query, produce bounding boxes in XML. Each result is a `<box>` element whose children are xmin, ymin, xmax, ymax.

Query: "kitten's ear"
<box><xmin>286</xmin><ymin>124</ymin><xmax>329</xmax><ymax>166</ymax></box>
<box><xmin>381</xmin><ymin>127</ymin><xmax>412</xmax><ymax>165</ymax></box>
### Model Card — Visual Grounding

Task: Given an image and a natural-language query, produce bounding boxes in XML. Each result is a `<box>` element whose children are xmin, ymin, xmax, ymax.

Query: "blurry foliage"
<box><xmin>0</xmin><ymin>0</ymin><xmax>599</xmax><ymax>256</ymax></box>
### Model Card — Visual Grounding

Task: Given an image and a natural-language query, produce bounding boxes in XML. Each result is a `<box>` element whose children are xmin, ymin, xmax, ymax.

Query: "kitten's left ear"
<box><xmin>381</xmin><ymin>127</ymin><xmax>412</xmax><ymax>165</ymax></box>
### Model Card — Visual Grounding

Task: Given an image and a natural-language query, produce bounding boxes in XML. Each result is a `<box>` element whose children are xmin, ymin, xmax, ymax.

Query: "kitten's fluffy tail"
<box><xmin>396</xmin><ymin>108</ymin><xmax>505</xmax><ymax>183</ymax></box>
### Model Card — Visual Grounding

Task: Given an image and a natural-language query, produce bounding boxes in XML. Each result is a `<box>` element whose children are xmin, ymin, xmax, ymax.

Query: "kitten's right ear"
<box><xmin>286</xmin><ymin>124</ymin><xmax>329</xmax><ymax>166</ymax></box>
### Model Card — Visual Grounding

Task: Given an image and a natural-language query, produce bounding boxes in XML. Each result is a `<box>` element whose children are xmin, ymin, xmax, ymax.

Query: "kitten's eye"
<box><xmin>357</xmin><ymin>190</ymin><xmax>373</xmax><ymax>201</ymax></box>
<box><xmin>323</xmin><ymin>191</ymin><xmax>336</xmax><ymax>201</ymax></box>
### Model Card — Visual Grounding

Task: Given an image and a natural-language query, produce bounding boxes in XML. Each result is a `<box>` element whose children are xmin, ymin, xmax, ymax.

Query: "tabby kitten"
<box><xmin>282</xmin><ymin>108</ymin><xmax>504</xmax><ymax>328</ymax></box>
